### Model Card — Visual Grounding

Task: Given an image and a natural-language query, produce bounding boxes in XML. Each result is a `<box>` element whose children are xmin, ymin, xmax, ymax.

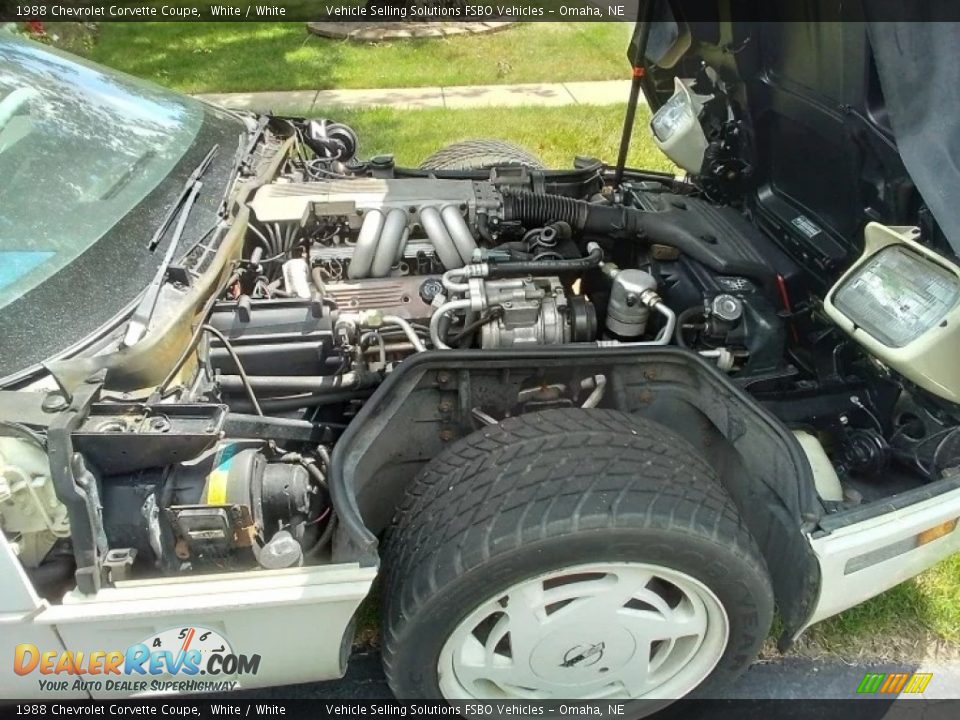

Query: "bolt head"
<box><xmin>42</xmin><ymin>393</ymin><xmax>69</xmax><ymax>413</ymax></box>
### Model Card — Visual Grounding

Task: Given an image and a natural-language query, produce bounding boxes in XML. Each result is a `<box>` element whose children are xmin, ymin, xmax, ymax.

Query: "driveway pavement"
<box><xmin>238</xmin><ymin>650</ymin><xmax>960</xmax><ymax>700</ymax></box>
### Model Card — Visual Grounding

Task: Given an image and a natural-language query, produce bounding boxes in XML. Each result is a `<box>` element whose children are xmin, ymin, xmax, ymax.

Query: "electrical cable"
<box><xmin>0</xmin><ymin>421</ymin><xmax>47</xmax><ymax>450</ymax></box>
<box><xmin>201</xmin><ymin>324</ymin><xmax>263</xmax><ymax>416</ymax></box>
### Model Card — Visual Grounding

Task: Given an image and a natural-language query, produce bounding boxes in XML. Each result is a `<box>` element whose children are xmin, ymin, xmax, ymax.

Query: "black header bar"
<box><xmin>3</xmin><ymin>0</ymin><xmax>960</xmax><ymax>23</ymax></box>
<box><xmin>0</xmin><ymin>699</ymin><xmax>957</xmax><ymax>720</ymax></box>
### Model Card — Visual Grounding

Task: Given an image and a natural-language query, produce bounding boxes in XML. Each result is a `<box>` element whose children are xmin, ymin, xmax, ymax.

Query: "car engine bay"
<box><xmin>6</xmin><ymin>102</ymin><xmax>960</xmax><ymax>599</ymax></box>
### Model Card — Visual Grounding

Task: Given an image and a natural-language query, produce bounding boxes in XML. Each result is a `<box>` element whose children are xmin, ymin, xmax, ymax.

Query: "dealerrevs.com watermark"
<box><xmin>13</xmin><ymin>627</ymin><xmax>260</xmax><ymax>694</ymax></box>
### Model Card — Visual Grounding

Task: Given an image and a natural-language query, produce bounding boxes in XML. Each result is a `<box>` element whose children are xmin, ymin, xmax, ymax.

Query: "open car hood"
<box><xmin>866</xmin><ymin>21</ymin><xmax>960</xmax><ymax>253</ymax></box>
<box><xmin>641</xmin><ymin>2</ymin><xmax>960</xmax><ymax>267</ymax></box>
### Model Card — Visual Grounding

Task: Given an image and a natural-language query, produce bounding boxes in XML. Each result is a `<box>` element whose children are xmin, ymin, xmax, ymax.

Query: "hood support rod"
<box><xmin>614</xmin><ymin>3</ymin><xmax>657</xmax><ymax>187</ymax></box>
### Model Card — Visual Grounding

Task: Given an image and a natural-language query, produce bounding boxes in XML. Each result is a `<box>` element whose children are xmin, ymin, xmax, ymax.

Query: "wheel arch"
<box><xmin>329</xmin><ymin>346</ymin><xmax>823</xmax><ymax>644</ymax></box>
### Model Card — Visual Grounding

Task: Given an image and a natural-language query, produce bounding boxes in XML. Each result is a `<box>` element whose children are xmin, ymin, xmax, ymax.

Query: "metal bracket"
<box><xmin>46</xmin><ymin>371</ymin><xmax>108</xmax><ymax>594</ymax></box>
<box><xmin>103</xmin><ymin>548</ymin><xmax>137</xmax><ymax>583</ymax></box>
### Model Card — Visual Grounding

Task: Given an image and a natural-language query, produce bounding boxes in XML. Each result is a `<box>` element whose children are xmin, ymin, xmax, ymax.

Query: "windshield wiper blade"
<box><xmin>123</xmin><ymin>181</ymin><xmax>203</xmax><ymax>348</ymax></box>
<box><xmin>147</xmin><ymin>144</ymin><xmax>219</xmax><ymax>251</ymax></box>
<box><xmin>124</xmin><ymin>145</ymin><xmax>219</xmax><ymax>348</ymax></box>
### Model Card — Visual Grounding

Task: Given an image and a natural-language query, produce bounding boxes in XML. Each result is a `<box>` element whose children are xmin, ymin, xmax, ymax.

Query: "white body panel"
<box><xmin>824</xmin><ymin>222</ymin><xmax>960</xmax><ymax>402</ymax></box>
<box><xmin>6</xmin><ymin>476</ymin><xmax>960</xmax><ymax>697</ymax></box>
<box><xmin>0</xmin><ymin>531</ymin><xmax>376</xmax><ymax>699</ymax></box>
<box><xmin>803</xmin><ymin>485</ymin><xmax>960</xmax><ymax>630</ymax></box>
<box><xmin>1</xmin><ymin>529</ymin><xmax>42</xmax><ymax>614</ymax></box>
<box><xmin>1</xmin><ymin>535</ymin><xmax>86</xmax><ymax>698</ymax></box>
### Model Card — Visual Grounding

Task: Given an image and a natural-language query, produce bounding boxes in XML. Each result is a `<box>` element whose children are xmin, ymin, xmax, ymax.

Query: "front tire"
<box><xmin>381</xmin><ymin>409</ymin><xmax>773</xmax><ymax>702</ymax></box>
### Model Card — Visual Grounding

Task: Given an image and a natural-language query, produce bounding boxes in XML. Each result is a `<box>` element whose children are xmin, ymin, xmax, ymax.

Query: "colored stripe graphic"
<box><xmin>857</xmin><ymin>674</ymin><xmax>885</xmax><ymax>694</ymax></box>
<box><xmin>903</xmin><ymin>673</ymin><xmax>933</xmax><ymax>694</ymax></box>
<box><xmin>857</xmin><ymin>672</ymin><xmax>933</xmax><ymax>694</ymax></box>
<box><xmin>880</xmin><ymin>673</ymin><xmax>908</xmax><ymax>694</ymax></box>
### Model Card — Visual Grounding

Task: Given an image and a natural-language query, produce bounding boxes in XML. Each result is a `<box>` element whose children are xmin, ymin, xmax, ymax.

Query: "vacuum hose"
<box><xmin>487</xmin><ymin>243</ymin><xmax>604</xmax><ymax>278</ymax></box>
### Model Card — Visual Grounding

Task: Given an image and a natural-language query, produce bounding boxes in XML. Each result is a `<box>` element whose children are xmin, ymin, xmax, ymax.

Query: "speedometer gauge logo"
<box><xmin>142</xmin><ymin>626</ymin><xmax>233</xmax><ymax>671</ymax></box>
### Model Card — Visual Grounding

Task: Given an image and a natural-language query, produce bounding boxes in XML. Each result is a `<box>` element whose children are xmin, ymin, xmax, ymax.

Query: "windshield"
<box><xmin>0</xmin><ymin>35</ymin><xmax>204</xmax><ymax>310</ymax></box>
<box><xmin>0</xmin><ymin>35</ymin><xmax>243</xmax><ymax>383</ymax></box>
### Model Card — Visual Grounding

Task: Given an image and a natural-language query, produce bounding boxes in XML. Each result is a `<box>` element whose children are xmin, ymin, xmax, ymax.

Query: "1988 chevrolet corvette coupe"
<box><xmin>2</xmin><ymin>6</ymin><xmax>960</xmax><ymax>705</ymax></box>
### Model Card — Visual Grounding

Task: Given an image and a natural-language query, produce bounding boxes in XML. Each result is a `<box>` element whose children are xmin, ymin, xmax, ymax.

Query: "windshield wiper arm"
<box><xmin>219</xmin><ymin>116</ymin><xmax>269</xmax><ymax>219</ymax></box>
<box><xmin>124</xmin><ymin>145</ymin><xmax>219</xmax><ymax>348</ymax></box>
<box><xmin>147</xmin><ymin>144</ymin><xmax>219</xmax><ymax>251</ymax></box>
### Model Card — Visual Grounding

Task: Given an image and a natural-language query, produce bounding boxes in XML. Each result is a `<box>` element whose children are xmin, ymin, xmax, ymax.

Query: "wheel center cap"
<box><xmin>561</xmin><ymin>641</ymin><xmax>606</xmax><ymax>668</ymax></box>
<box><xmin>529</xmin><ymin>625</ymin><xmax>636</xmax><ymax>685</ymax></box>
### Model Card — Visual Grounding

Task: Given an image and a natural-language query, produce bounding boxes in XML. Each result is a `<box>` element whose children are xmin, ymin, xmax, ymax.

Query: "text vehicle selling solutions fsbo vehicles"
<box><xmin>3</xmin><ymin>1</ymin><xmax>960</xmax><ymax>706</ymax></box>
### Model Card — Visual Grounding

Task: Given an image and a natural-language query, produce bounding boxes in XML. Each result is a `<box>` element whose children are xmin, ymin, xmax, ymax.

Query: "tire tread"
<box><xmin>380</xmin><ymin>409</ymin><xmax>769</xmax><ymax>697</ymax></box>
<box><xmin>419</xmin><ymin>139</ymin><xmax>544</xmax><ymax>171</ymax></box>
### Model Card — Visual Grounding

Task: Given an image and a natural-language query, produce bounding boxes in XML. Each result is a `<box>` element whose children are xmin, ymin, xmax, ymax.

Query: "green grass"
<box><xmin>86</xmin><ymin>22</ymin><xmax>630</xmax><ymax>94</ymax></box>
<box><xmin>353</xmin><ymin>581</ymin><xmax>381</xmax><ymax>648</ymax></box>
<box><xmin>793</xmin><ymin>555</ymin><xmax>960</xmax><ymax>658</ymax></box>
<box><xmin>298</xmin><ymin>103</ymin><xmax>675</xmax><ymax>171</ymax></box>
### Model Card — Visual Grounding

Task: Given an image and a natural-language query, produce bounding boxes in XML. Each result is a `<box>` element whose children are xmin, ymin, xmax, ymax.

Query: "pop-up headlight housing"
<box><xmin>650</xmin><ymin>77</ymin><xmax>710</xmax><ymax>175</ymax></box>
<box><xmin>825</xmin><ymin>223</ymin><xmax>960</xmax><ymax>402</ymax></box>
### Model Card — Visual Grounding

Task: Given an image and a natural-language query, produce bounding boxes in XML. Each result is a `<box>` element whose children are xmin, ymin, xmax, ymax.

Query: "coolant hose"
<box><xmin>487</xmin><ymin>243</ymin><xmax>603</xmax><ymax>278</ymax></box>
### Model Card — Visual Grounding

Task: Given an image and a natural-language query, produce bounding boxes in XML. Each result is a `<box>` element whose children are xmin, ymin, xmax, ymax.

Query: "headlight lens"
<box><xmin>832</xmin><ymin>246</ymin><xmax>960</xmax><ymax>347</ymax></box>
<box><xmin>650</xmin><ymin>90</ymin><xmax>695</xmax><ymax>143</ymax></box>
